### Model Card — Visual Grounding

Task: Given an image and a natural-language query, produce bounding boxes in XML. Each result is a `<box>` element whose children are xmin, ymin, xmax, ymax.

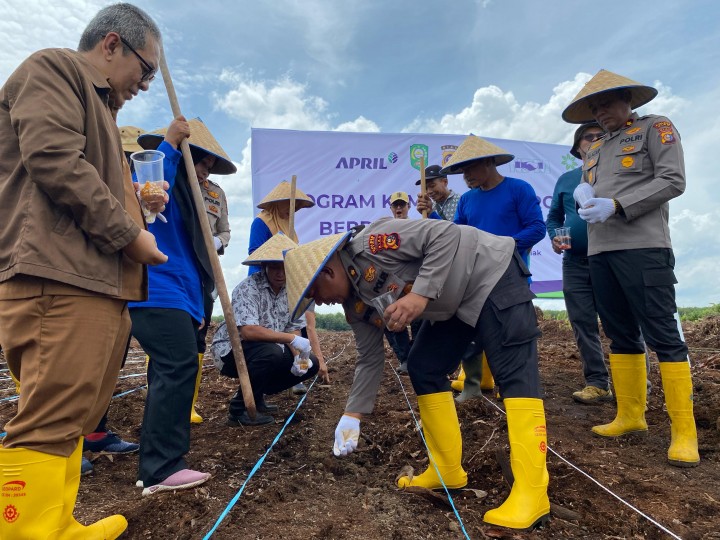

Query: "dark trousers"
<box><xmin>223</xmin><ymin>341</ymin><xmax>319</xmax><ymax>416</ymax></box>
<box><xmin>589</xmin><ymin>248</ymin><xmax>688</xmax><ymax>361</ymax></box>
<box><xmin>409</xmin><ymin>252</ymin><xmax>542</xmax><ymax>399</ymax></box>
<box><xmin>563</xmin><ymin>254</ymin><xmax>609</xmax><ymax>388</ymax></box>
<box><xmin>131</xmin><ymin>308</ymin><xmax>200</xmax><ymax>486</ymax></box>
<box><xmin>385</xmin><ymin>320</ymin><xmax>421</xmax><ymax>363</ymax></box>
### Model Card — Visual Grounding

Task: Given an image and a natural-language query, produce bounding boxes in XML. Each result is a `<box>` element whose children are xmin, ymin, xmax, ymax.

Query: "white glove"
<box><xmin>573</xmin><ymin>182</ymin><xmax>595</xmax><ymax>209</ymax></box>
<box><xmin>213</xmin><ymin>236</ymin><xmax>223</xmax><ymax>251</ymax></box>
<box><xmin>290</xmin><ymin>335</ymin><xmax>312</xmax><ymax>356</ymax></box>
<box><xmin>333</xmin><ymin>415</ymin><xmax>360</xmax><ymax>457</ymax></box>
<box><xmin>290</xmin><ymin>354</ymin><xmax>313</xmax><ymax>376</ymax></box>
<box><xmin>578</xmin><ymin>198</ymin><xmax>616</xmax><ymax>224</ymax></box>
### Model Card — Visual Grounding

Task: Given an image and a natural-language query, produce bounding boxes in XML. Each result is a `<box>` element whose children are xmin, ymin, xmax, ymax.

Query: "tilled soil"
<box><xmin>1</xmin><ymin>315</ymin><xmax>719</xmax><ymax>539</ymax></box>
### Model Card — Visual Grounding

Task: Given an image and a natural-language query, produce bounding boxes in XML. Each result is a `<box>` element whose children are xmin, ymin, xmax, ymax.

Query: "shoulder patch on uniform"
<box><xmin>368</xmin><ymin>233</ymin><xmax>401</xmax><ymax>254</ymax></box>
<box><xmin>653</xmin><ymin>121</ymin><xmax>676</xmax><ymax>144</ymax></box>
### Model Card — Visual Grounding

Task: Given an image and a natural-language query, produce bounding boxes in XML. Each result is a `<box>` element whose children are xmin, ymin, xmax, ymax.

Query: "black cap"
<box><xmin>415</xmin><ymin>164</ymin><xmax>447</xmax><ymax>186</ymax></box>
<box><xmin>570</xmin><ymin>121</ymin><xmax>602</xmax><ymax>159</ymax></box>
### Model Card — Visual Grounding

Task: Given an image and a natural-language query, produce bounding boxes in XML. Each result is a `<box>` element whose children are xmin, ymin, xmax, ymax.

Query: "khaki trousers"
<box><xmin>0</xmin><ymin>293</ymin><xmax>130</xmax><ymax>456</ymax></box>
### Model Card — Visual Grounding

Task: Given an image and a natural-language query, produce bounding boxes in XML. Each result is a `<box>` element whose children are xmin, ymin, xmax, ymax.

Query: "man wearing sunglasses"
<box><xmin>0</xmin><ymin>4</ymin><xmax>166</xmax><ymax>538</ymax></box>
<box><xmin>562</xmin><ymin>70</ymin><xmax>698</xmax><ymax>469</ymax></box>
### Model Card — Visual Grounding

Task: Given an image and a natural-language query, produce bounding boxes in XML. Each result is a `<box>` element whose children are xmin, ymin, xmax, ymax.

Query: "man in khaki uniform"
<box><xmin>0</xmin><ymin>5</ymin><xmax>166</xmax><ymax>538</ymax></box>
<box><xmin>284</xmin><ymin>218</ymin><xmax>550</xmax><ymax>530</ymax></box>
<box><xmin>562</xmin><ymin>69</ymin><xmax>698</xmax><ymax>467</ymax></box>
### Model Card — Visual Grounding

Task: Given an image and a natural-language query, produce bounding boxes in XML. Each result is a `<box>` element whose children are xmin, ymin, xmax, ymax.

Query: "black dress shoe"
<box><xmin>257</xmin><ymin>398</ymin><xmax>279</xmax><ymax>413</ymax></box>
<box><xmin>227</xmin><ymin>411</ymin><xmax>274</xmax><ymax>426</ymax></box>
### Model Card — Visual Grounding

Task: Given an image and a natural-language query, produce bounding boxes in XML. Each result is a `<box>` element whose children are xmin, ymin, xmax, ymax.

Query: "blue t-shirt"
<box><xmin>454</xmin><ymin>177</ymin><xmax>546</xmax><ymax>258</ymax></box>
<box><xmin>247</xmin><ymin>217</ymin><xmax>273</xmax><ymax>275</ymax></box>
<box><xmin>128</xmin><ymin>141</ymin><xmax>204</xmax><ymax>322</ymax></box>
<box><xmin>545</xmin><ymin>167</ymin><xmax>589</xmax><ymax>256</ymax></box>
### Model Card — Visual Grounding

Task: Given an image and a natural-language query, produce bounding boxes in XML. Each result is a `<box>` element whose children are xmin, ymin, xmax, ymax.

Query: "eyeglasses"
<box><xmin>581</xmin><ymin>133</ymin><xmax>604</xmax><ymax>142</ymax></box>
<box><xmin>391</xmin><ymin>201</ymin><xmax>408</xmax><ymax>208</ymax></box>
<box><xmin>119</xmin><ymin>36</ymin><xmax>156</xmax><ymax>82</ymax></box>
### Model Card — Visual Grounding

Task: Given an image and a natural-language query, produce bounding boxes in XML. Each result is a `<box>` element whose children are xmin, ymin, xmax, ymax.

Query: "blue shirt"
<box><xmin>247</xmin><ymin>217</ymin><xmax>273</xmax><ymax>275</ymax></box>
<box><xmin>128</xmin><ymin>141</ymin><xmax>204</xmax><ymax>322</ymax></box>
<box><xmin>454</xmin><ymin>177</ymin><xmax>546</xmax><ymax>257</ymax></box>
<box><xmin>545</xmin><ymin>167</ymin><xmax>589</xmax><ymax>257</ymax></box>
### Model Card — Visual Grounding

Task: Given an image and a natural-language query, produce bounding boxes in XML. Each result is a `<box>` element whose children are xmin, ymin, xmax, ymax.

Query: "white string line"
<box><xmin>481</xmin><ymin>395</ymin><xmax>683</xmax><ymax>540</ymax></box>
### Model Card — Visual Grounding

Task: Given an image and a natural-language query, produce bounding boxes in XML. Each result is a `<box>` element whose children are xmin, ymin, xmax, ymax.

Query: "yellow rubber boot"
<box><xmin>659</xmin><ymin>362</ymin><xmax>700</xmax><ymax>467</ymax></box>
<box><xmin>0</xmin><ymin>446</ymin><xmax>127</xmax><ymax>539</ymax></box>
<box><xmin>61</xmin><ymin>439</ymin><xmax>128</xmax><ymax>539</ymax></box>
<box><xmin>450</xmin><ymin>367</ymin><xmax>465</xmax><ymax>392</ymax></box>
<box><xmin>480</xmin><ymin>352</ymin><xmax>495</xmax><ymax>391</ymax></box>
<box><xmin>397</xmin><ymin>392</ymin><xmax>467</xmax><ymax>490</ymax></box>
<box><xmin>8</xmin><ymin>369</ymin><xmax>20</xmax><ymax>395</ymax></box>
<box><xmin>592</xmin><ymin>353</ymin><xmax>648</xmax><ymax>437</ymax></box>
<box><xmin>483</xmin><ymin>398</ymin><xmax>550</xmax><ymax>530</ymax></box>
<box><xmin>456</xmin><ymin>353</ymin><xmax>483</xmax><ymax>403</ymax></box>
<box><xmin>190</xmin><ymin>354</ymin><xmax>204</xmax><ymax>424</ymax></box>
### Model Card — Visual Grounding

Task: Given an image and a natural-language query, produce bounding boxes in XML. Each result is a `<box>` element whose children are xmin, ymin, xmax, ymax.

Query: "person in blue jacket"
<box><xmin>129</xmin><ymin>117</ymin><xmax>235</xmax><ymax>495</ymax></box>
<box><xmin>418</xmin><ymin>135</ymin><xmax>546</xmax><ymax>401</ymax></box>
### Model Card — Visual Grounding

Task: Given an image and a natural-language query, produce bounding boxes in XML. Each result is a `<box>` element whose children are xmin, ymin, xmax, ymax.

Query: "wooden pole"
<box><xmin>288</xmin><ymin>175</ymin><xmax>297</xmax><ymax>237</ymax></box>
<box><xmin>159</xmin><ymin>46</ymin><xmax>256</xmax><ymax>418</ymax></box>
<box><xmin>419</xmin><ymin>157</ymin><xmax>428</xmax><ymax>219</ymax></box>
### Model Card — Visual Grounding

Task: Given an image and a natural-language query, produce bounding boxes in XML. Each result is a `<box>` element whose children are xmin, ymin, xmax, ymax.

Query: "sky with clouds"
<box><xmin>1</xmin><ymin>0</ymin><xmax>719</xmax><ymax>311</ymax></box>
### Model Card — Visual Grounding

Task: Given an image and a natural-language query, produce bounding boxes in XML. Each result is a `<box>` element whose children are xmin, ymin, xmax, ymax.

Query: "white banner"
<box><xmin>251</xmin><ymin>128</ymin><xmax>579</xmax><ymax>296</ymax></box>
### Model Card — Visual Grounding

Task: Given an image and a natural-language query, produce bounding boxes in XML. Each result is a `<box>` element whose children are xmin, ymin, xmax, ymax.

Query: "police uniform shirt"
<box><xmin>339</xmin><ymin>217</ymin><xmax>515</xmax><ymax>414</ymax></box>
<box><xmin>582</xmin><ymin>112</ymin><xmax>685</xmax><ymax>256</ymax></box>
<box><xmin>200</xmin><ymin>179</ymin><xmax>230</xmax><ymax>249</ymax></box>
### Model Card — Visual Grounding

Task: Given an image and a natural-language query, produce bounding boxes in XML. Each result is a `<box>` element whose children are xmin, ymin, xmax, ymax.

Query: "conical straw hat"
<box><xmin>243</xmin><ymin>233</ymin><xmax>298</xmax><ymax>266</ymax></box>
<box><xmin>284</xmin><ymin>231</ymin><xmax>352</xmax><ymax>319</ymax></box>
<box><xmin>138</xmin><ymin>117</ymin><xmax>237</xmax><ymax>175</ymax></box>
<box><xmin>257</xmin><ymin>181</ymin><xmax>315</xmax><ymax>210</ymax></box>
<box><xmin>562</xmin><ymin>69</ymin><xmax>658</xmax><ymax>124</ymax></box>
<box><xmin>439</xmin><ymin>135</ymin><xmax>514</xmax><ymax>175</ymax></box>
<box><xmin>119</xmin><ymin>126</ymin><xmax>145</xmax><ymax>153</ymax></box>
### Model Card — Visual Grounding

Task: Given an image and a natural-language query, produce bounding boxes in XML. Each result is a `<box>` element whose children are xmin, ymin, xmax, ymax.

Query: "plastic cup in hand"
<box><xmin>369</xmin><ymin>290</ymin><xmax>398</xmax><ymax>330</ymax></box>
<box><xmin>131</xmin><ymin>150</ymin><xmax>165</xmax><ymax>224</ymax></box>
<box><xmin>555</xmin><ymin>227</ymin><xmax>572</xmax><ymax>251</ymax></box>
<box><xmin>298</xmin><ymin>357</ymin><xmax>309</xmax><ymax>371</ymax></box>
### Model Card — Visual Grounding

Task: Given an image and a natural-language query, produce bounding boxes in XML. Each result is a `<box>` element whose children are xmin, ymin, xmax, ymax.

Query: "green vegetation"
<box><xmin>315</xmin><ymin>312</ymin><xmax>351</xmax><ymax>331</ymax></box>
<box><xmin>541</xmin><ymin>304</ymin><xmax>719</xmax><ymax>322</ymax></box>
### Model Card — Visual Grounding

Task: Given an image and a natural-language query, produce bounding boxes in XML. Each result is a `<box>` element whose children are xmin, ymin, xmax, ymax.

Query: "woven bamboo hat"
<box><xmin>439</xmin><ymin>135</ymin><xmax>514</xmax><ymax>175</ymax></box>
<box><xmin>257</xmin><ymin>181</ymin><xmax>315</xmax><ymax>210</ymax></box>
<box><xmin>243</xmin><ymin>233</ymin><xmax>298</xmax><ymax>266</ymax></box>
<box><xmin>138</xmin><ymin>117</ymin><xmax>237</xmax><ymax>175</ymax></box>
<box><xmin>119</xmin><ymin>126</ymin><xmax>145</xmax><ymax>153</ymax></box>
<box><xmin>562</xmin><ymin>69</ymin><xmax>658</xmax><ymax>124</ymax></box>
<box><xmin>284</xmin><ymin>231</ymin><xmax>352</xmax><ymax>319</ymax></box>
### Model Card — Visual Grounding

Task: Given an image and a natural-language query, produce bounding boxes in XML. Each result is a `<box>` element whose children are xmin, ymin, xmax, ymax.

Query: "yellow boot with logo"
<box><xmin>0</xmin><ymin>445</ymin><xmax>127</xmax><ymax>539</ymax></box>
<box><xmin>397</xmin><ymin>392</ymin><xmax>467</xmax><ymax>490</ymax></box>
<box><xmin>190</xmin><ymin>354</ymin><xmax>204</xmax><ymax>424</ymax></box>
<box><xmin>659</xmin><ymin>362</ymin><xmax>700</xmax><ymax>467</ymax></box>
<box><xmin>592</xmin><ymin>353</ymin><xmax>648</xmax><ymax>437</ymax></box>
<box><xmin>450</xmin><ymin>367</ymin><xmax>465</xmax><ymax>392</ymax></box>
<box><xmin>483</xmin><ymin>398</ymin><xmax>550</xmax><ymax>530</ymax></box>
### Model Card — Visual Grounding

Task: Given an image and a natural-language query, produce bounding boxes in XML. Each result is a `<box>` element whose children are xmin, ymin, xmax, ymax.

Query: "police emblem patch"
<box><xmin>208</xmin><ymin>190</ymin><xmax>219</xmax><ymax>198</ymax></box>
<box><xmin>354</xmin><ymin>300</ymin><xmax>365</xmax><ymax>314</ymax></box>
<box><xmin>625</xmin><ymin>127</ymin><xmax>641</xmax><ymax>135</ymax></box>
<box><xmin>364</xmin><ymin>266</ymin><xmax>376</xmax><ymax>282</ymax></box>
<box><xmin>661</xmin><ymin>132</ymin><xmax>676</xmax><ymax>144</ymax></box>
<box><xmin>387</xmin><ymin>283</ymin><xmax>399</xmax><ymax>293</ymax></box>
<box><xmin>368</xmin><ymin>233</ymin><xmax>401</xmax><ymax>254</ymax></box>
<box><xmin>209</xmin><ymin>204</ymin><xmax>218</xmax><ymax>213</ymax></box>
<box><xmin>621</xmin><ymin>145</ymin><xmax>635</xmax><ymax>153</ymax></box>
<box><xmin>590</xmin><ymin>141</ymin><xmax>602</xmax><ymax>150</ymax></box>
<box><xmin>348</xmin><ymin>266</ymin><xmax>358</xmax><ymax>279</ymax></box>
<box><xmin>621</xmin><ymin>156</ymin><xmax>634</xmax><ymax>168</ymax></box>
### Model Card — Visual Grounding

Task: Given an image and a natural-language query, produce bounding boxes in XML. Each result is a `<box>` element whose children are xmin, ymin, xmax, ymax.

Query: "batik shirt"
<box><xmin>211</xmin><ymin>269</ymin><xmax>305</xmax><ymax>358</ymax></box>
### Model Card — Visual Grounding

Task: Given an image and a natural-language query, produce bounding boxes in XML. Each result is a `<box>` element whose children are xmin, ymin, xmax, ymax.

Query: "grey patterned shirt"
<box><xmin>433</xmin><ymin>190</ymin><xmax>461</xmax><ymax>221</ymax></box>
<box><xmin>211</xmin><ymin>270</ymin><xmax>305</xmax><ymax>359</ymax></box>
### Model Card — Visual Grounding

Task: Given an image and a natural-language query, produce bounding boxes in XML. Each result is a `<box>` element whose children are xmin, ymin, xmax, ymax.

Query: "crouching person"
<box><xmin>210</xmin><ymin>233</ymin><xmax>323</xmax><ymax>426</ymax></box>
<box><xmin>284</xmin><ymin>218</ymin><xmax>550</xmax><ymax>530</ymax></box>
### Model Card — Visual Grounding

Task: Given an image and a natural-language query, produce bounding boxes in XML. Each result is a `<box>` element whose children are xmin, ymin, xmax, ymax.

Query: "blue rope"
<box><xmin>202</xmin><ymin>378</ymin><xmax>315</xmax><ymax>539</ymax></box>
